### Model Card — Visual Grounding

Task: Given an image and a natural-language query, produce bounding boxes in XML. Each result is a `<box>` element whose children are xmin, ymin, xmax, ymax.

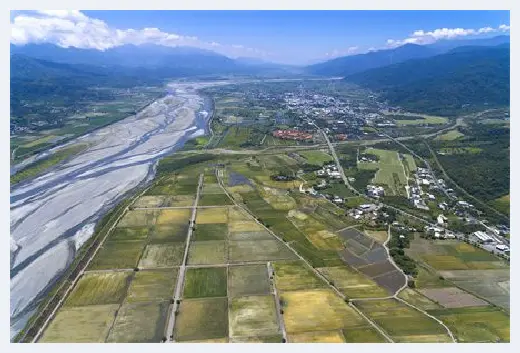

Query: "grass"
<box><xmin>138</xmin><ymin>243</ymin><xmax>185</xmax><ymax>268</ymax></box>
<box><xmin>175</xmin><ymin>297</ymin><xmax>229</xmax><ymax>341</ymax></box>
<box><xmin>218</xmin><ymin>126</ymin><xmax>253</xmax><ymax>149</ymax></box>
<box><xmin>298</xmin><ymin>150</ymin><xmax>333</xmax><ymax>166</ymax></box>
<box><xmin>491</xmin><ymin>194</ymin><xmax>510</xmax><ymax>216</ymax></box>
<box><xmin>358</xmin><ymin>148</ymin><xmax>407</xmax><ymax>196</ymax></box>
<box><xmin>88</xmin><ymin>241</ymin><xmax>145</xmax><ymax>270</ymax></box>
<box><xmin>196</xmin><ymin>207</ymin><xmax>228</xmax><ymax>224</ymax></box>
<box><xmin>11</xmin><ymin>144</ymin><xmax>86</xmax><ymax>185</ymax></box>
<box><xmin>289</xmin><ymin>330</ymin><xmax>346</xmax><ymax>343</ymax></box>
<box><xmin>193</xmin><ymin>223</ymin><xmax>228</xmax><ymax>241</ymax></box>
<box><xmin>229</xmin><ymin>295</ymin><xmax>280</xmax><ymax>337</ymax></box>
<box><xmin>428</xmin><ymin>306</ymin><xmax>509</xmax><ymax>342</ymax></box>
<box><xmin>434</xmin><ymin>129</ymin><xmax>464</xmax><ymax>141</ymax></box>
<box><xmin>281</xmin><ymin>289</ymin><xmax>368</xmax><ymax>333</ymax></box>
<box><xmin>317</xmin><ymin>266</ymin><xmax>389</xmax><ymax>299</ymax></box>
<box><xmin>64</xmin><ymin>271</ymin><xmax>132</xmax><ymax>307</ymax></box>
<box><xmin>392</xmin><ymin>114</ymin><xmax>449</xmax><ymax>126</ymax></box>
<box><xmin>228</xmin><ymin>264</ymin><xmax>271</xmax><ymax>298</ymax></box>
<box><xmin>155</xmin><ymin>209</ymin><xmax>191</xmax><ymax>225</ymax></box>
<box><xmin>229</xmin><ymin>239</ymin><xmax>296</xmax><ymax>263</ymax></box>
<box><xmin>40</xmin><ymin>304</ymin><xmax>119</xmax><ymax>342</ymax></box>
<box><xmin>272</xmin><ymin>261</ymin><xmax>325</xmax><ymax>291</ymax></box>
<box><xmin>187</xmin><ymin>241</ymin><xmax>228</xmax><ymax>265</ymax></box>
<box><xmin>354</xmin><ymin>299</ymin><xmax>451</xmax><ymax>342</ymax></box>
<box><xmin>415</xmin><ymin>266</ymin><xmax>452</xmax><ymax>288</ymax></box>
<box><xmin>106</xmin><ymin>302</ymin><xmax>169</xmax><ymax>342</ymax></box>
<box><xmin>183</xmin><ymin>267</ymin><xmax>228</xmax><ymax>298</ymax></box>
<box><xmin>125</xmin><ymin>269</ymin><xmax>177</xmax><ymax>303</ymax></box>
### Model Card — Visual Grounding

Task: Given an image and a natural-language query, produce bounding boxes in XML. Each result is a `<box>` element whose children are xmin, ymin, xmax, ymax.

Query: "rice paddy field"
<box><xmin>357</xmin><ymin>148</ymin><xmax>408</xmax><ymax>196</ymax></box>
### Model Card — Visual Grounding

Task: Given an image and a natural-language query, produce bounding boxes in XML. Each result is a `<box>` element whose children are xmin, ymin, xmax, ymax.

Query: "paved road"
<box><xmin>165</xmin><ymin>174</ymin><xmax>203</xmax><ymax>342</ymax></box>
<box><xmin>267</xmin><ymin>262</ymin><xmax>288</xmax><ymax>342</ymax></box>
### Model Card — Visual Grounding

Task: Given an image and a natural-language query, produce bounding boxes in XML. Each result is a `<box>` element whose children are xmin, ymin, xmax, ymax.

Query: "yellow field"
<box><xmin>364</xmin><ymin>230</ymin><xmax>388</xmax><ymax>244</ymax></box>
<box><xmin>156</xmin><ymin>209</ymin><xmax>191</xmax><ymax>225</ymax></box>
<box><xmin>263</xmin><ymin>194</ymin><xmax>297</xmax><ymax>210</ymax></box>
<box><xmin>394</xmin><ymin>334</ymin><xmax>454</xmax><ymax>343</ymax></box>
<box><xmin>21</xmin><ymin>134</ymin><xmax>57</xmax><ymax>148</ymax></box>
<box><xmin>228</xmin><ymin>220</ymin><xmax>264</xmax><ymax>232</ymax></box>
<box><xmin>227</xmin><ymin>206</ymin><xmax>251</xmax><ymax>221</ymax></box>
<box><xmin>134</xmin><ymin>195</ymin><xmax>194</xmax><ymax>208</ymax></box>
<box><xmin>40</xmin><ymin>304</ymin><xmax>119</xmax><ymax>342</ymax></box>
<box><xmin>306</xmin><ymin>230</ymin><xmax>344</xmax><ymax>250</ymax></box>
<box><xmin>288</xmin><ymin>330</ymin><xmax>346</xmax><ymax>343</ymax></box>
<box><xmin>281</xmin><ymin>289</ymin><xmax>367</xmax><ymax>333</ymax></box>
<box><xmin>133</xmin><ymin>196</ymin><xmax>168</xmax><ymax>208</ymax></box>
<box><xmin>196</xmin><ymin>207</ymin><xmax>229</xmax><ymax>224</ymax></box>
<box><xmin>317</xmin><ymin>266</ymin><xmax>389</xmax><ymax>298</ymax></box>
<box><xmin>227</xmin><ymin>184</ymin><xmax>255</xmax><ymax>193</ymax></box>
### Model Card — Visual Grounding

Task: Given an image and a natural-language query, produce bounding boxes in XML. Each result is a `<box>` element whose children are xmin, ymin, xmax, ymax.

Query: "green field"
<box><xmin>199</xmin><ymin>193</ymin><xmax>233</xmax><ymax>206</ymax></box>
<box><xmin>88</xmin><ymin>241</ymin><xmax>145</xmax><ymax>270</ymax></box>
<box><xmin>193</xmin><ymin>223</ymin><xmax>228</xmax><ymax>241</ymax></box>
<box><xmin>229</xmin><ymin>295</ymin><xmax>280</xmax><ymax>338</ymax></box>
<box><xmin>358</xmin><ymin>148</ymin><xmax>408</xmax><ymax>196</ymax></box>
<box><xmin>434</xmin><ymin>129</ymin><xmax>464</xmax><ymax>141</ymax></box>
<box><xmin>183</xmin><ymin>267</ymin><xmax>228</xmax><ymax>298</ymax></box>
<box><xmin>138</xmin><ymin>243</ymin><xmax>185</xmax><ymax>268</ymax></box>
<box><xmin>428</xmin><ymin>306</ymin><xmax>509</xmax><ymax>342</ymax></box>
<box><xmin>228</xmin><ymin>264</ymin><xmax>271</xmax><ymax>297</ymax></box>
<box><xmin>148</xmin><ymin>224</ymin><xmax>188</xmax><ymax>243</ymax></box>
<box><xmin>125</xmin><ymin>269</ymin><xmax>177</xmax><ymax>303</ymax></box>
<box><xmin>175</xmin><ymin>297</ymin><xmax>229</xmax><ymax>341</ymax></box>
<box><xmin>108</xmin><ymin>227</ymin><xmax>150</xmax><ymax>242</ymax></box>
<box><xmin>342</xmin><ymin>327</ymin><xmax>388</xmax><ymax>343</ymax></box>
<box><xmin>106</xmin><ymin>301</ymin><xmax>169</xmax><ymax>342</ymax></box>
<box><xmin>390</xmin><ymin>114</ymin><xmax>449</xmax><ymax>126</ymax></box>
<box><xmin>64</xmin><ymin>272</ymin><xmax>132</xmax><ymax>307</ymax></box>
<box><xmin>187</xmin><ymin>240</ymin><xmax>228</xmax><ymax>265</ymax></box>
<box><xmin>298</xmin><ymin>150</ymin><xmax>333</xmax><ymax>166</ymax></box>
<box><xmin>491</xmin><ymin>194</ymin><xmax>510</xmax><ymax>216</ymax></box>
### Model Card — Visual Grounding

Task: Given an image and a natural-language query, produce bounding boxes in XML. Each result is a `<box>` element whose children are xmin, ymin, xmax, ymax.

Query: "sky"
<box><xmin>10</xmin><ymin>10</ymin><xmax>510</xmax><ymax>65</ymax></box>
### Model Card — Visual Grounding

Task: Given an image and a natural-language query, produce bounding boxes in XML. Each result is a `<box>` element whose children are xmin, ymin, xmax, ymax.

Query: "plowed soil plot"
<box><xmin>419</xmin><ymin>287</ymin><xmax>489</xmax><ymax>308</ymax></box>
<box><xmin>338</xmin><ymin>229</ymin><xmax>405</xmax><ymax>294</ymax></box>
<box><xmin>228</xmin><ymin>172</ymin><xmax>252</xmax><ymax>186</ymax></box>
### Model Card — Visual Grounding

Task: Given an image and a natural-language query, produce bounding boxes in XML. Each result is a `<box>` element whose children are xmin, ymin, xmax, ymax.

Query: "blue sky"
<box><xmin>11</xmin><ymin>10</ymin><xmax>510</xmax><ymax>64</ymax></box>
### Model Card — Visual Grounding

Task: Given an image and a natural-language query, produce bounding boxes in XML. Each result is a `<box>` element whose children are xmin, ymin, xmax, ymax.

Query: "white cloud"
<box><xmin>10</xmin><ymin>10</ymin><xmax>268</xmax><ymax>58</ymax></box>
<box><xmin>324</xmin><ymin>46</ymin><xmax>361</xmax><ymax>59</ymax></box>
<box><xmin>386</xmin><ymin>24</ymin><xmax>510</xmax><ymax>48</ymax></box>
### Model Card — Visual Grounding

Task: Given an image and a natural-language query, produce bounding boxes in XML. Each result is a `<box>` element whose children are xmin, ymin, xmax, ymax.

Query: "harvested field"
<box><xmin>108</xmin><ymin>227</ymin><xmax>150</xmax><ymax>242</ymax></box>
<box><xmin>193</xmin><ymin>223</ymin><xmax>228</xmax><ymax>241</ymax></box>
<box><xmin>174</xmin><ymin>297</ymin><xmax>229</xmax><ymax>341</ymax></box>
<box><xmin>106</xmin><ymin>302</ymin><xmax>169</xmax><ymax>342</ymax></box>
<box><xmin>317</xmin><ymin>266</ymin><xmax>389</xmax><ymax>298</ymax></box>
<box><xmin>228</xmin><ymin>230</ymin><xmax>272</xmax><ymax>241</ymax></box>
<box><xmin>228</xmin><ymin>264</ymin><xmax>271</xmax><ymax>297</ymax></box>
<box><xmin>272</xmin><ymin>261</ymin><xmax>325</xmax><ymax>291</ymax></box>
<box><xmin>138</xmin><ymin>243</ymin><xmax>185</xmax><ymax>268</ymax></box>
<box><xmin>358</xmin><ymin>261</ymin><xmax>397</xmax><ymax>277</ymax></box>
<box><xmin>228</xmin><ymin>172</ymin><xmax>252</xmax><ymax>187</ymax></box>
<box><xmin>148</xmin><ymin>224</ymin><xmax>188</xmax><ymax>243</ymax></box>
<box><xmin>133</xmin><ymin>195</ymin><xmax>194</xmax><ymax>208</ymax></box>
<box><xmin>187</xmin><ymin>241</ymin><xmax>228</xmax><ymax>265</ymax></box>
<box><xmin>40</xmin><ymin>304</ymin><xmax>119</xmax><ymax>342</ymax></box>
<box><xmin>155</xmin><ymin>209</ymin><xmax>191</xmax><ymax>225</ymax></box>
<box><xmin>88</xmin><ymin>241</ymin><xmax>145</xmax><ymax>270</ymax></box>
<box><xmin>199</xmin><ymin>193</ymin><xmax>233</xmax><ymax>206</ymax></box>
<box><xmin>228</xmin><ymin>206</ymin><xmax>251</xmax><ymax>221</ymax></box>
<box><xmin>202</xmin><ymin>183</ymin><xmax>225</xmax><ymax>194</ymax></box>
<box><xmin>419</xmin><ymin>287</ymin><xmax>489</xmax><ymax>308</ymax></box>
<box><xmin>428</xmin><ymin>306</ymin><xmax>509</xmax><ymax>342</ymax></box>
<box><xmin>289</xmin><ymin>330</ymin><xmax>346</xmax><ymax>343</ymax></box>
<box><xmin>229</xmin><ymin>239</ymin><xmax>296</xmax><ymax>263</ymax></box>
<box><xmin>183</xmin><ymin>267</ymin><xmax>227</xmax><ymax>298</ymax></box>
<box><xmin>364</xmin><ymin>229</ymin><xmax>388</xmax><ymax>244</ymax></box>
<box><xmin>117</xmin><ymin>210</ymin><xmax>157</xmax><ymax>227</ymax></box>
<box><xmin>126</xmin><ymin>269</ymin><xmax>177</xmax><ymax>303</ymax></box>
<box><xmin>438</xmin><ymin>269</ymin><xmax>510</xmax><ymax>309</ymax></box>
<box><xmin>354</xmin><ymin>299</ymin><xmax>451</xmax><ymax>342</ymax></box>
<box><xmin>370</xmin><ymin>270</ymin><xmax>407</xmax><ymax>293</ymax></box>
<box><xmin>196</xmin><ymin>207</ymin><xmax>228</xmax><ymax>224</ymax></box>
<box><xmin>338</xmin><ymin>227</ymin><xmax>374</xmax><ymax>250</ymax></box>
<box><xmin>228</xmin><ymin>220</ymin><xmax>264</xmax><ymax>232</ymax></box>
<box><xmin>229</xmin><ymin>295</ymin><xmax>279</xmax><ymax>337</ymax></box>
<box><xmin>281</xmin><ymin>289</ymin><xmax>367</xmax><ymax>333</ymax></box>
<box><xmin>342</xmin><ymin>327</ymin><xmax>388</xmax><ymax>343</ymax></box>
<box><xmin>65</xmin><ymin>271</ymin><xmax>132</xmax><ymax>307</ymax></box>
<box><xmin>397</xmin><ymin>288</ymin><xmax>441</xmax><ymax>310</ymax></box>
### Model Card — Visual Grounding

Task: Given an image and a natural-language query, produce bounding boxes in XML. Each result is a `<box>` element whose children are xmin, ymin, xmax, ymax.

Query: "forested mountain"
<box><xmin>305</xmin><ymin>35</ymin><xmax>510</xmax><ymax>77</ymax></box>
<box><xmin>345</xmin><ymin>46</ymin><xmax>510</xmax><ymax>115</ymax></box>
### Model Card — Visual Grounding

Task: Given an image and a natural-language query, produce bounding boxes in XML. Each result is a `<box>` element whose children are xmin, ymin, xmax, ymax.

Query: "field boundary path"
<box><xmin>216</xmin><ymin>168</ymin><xmax>394</xmax><ymax>343</ymax></box>
<box><xmin>31</xmin><ymin>180</ymin><xmax>158</xmax><ymax>343</ymax></box>
<box><xmin>165</xmin><ymin>173</ymin><xmax>204</xmax><ymax>342</ymax></box>
<box><xmin>267</xmin><ymin>261</ymin><xmax>288</xmax><ymax>342</ymax></box>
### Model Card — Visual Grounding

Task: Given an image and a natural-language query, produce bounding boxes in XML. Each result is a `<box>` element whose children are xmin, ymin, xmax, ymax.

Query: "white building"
<box><xmin>474</xmin><ymin>231</ymin><xmax>493</xmax><ymax>243</ymax></box>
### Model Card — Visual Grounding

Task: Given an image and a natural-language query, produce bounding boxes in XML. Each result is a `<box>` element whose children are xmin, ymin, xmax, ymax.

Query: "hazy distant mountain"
<box><xmin>345</xmin><ymin>45</ymin><xmax>510</xmax><ymax>115</ymax></box>
<box><xmin>305</xmin><ymin>44</ymin><xmax>437</xmax><ymax>76</ymax></box>
<box><xmin>306</xmin><ymin>35</ymin><xmax>510</xmax><ymax>77</ymax></box>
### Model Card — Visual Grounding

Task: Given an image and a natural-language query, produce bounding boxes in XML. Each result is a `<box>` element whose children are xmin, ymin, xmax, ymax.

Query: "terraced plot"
<box><xmin>228</xmin><ymin>264</ymin><xmax>271</xmax><ymax>297</ymax></box>
<box><xmin>174</xmin><ymin>297</ymin><xmax>229</xmax><ymax>341</ymax></box>
<box><xmin>106</xmin><ymin>301</ymin><xmax>169</xmax><ymax>342</ymax></box>
<box><xmin>40</xmin><ymin>304</ymin><xmax>119</xmax><ymax>342</ymax></box>
<box><xmin>64</xmin><ymin>271</ymin><xmax>132</xmax><ymax>307</ymax></box>
<box><xmin>229</xmin><ymin>295</ymin><xmax>280</xmax><ymax>338</ymax></box>
<box><xmin>354</xmin><ymin>299</ymin><xmax>452</xmax><ymax>342</ymax></box>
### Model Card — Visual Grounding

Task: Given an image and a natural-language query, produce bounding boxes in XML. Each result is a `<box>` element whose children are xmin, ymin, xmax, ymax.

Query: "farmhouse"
<box><xmin>367</xmin><ymin>185</ymin><xmax>385</xmax><ymax>198</ymax></box>
<box><xmin>437</xmin><ymin>214</ymin><xmax>448</xmax><ymax>226</ymax></box>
